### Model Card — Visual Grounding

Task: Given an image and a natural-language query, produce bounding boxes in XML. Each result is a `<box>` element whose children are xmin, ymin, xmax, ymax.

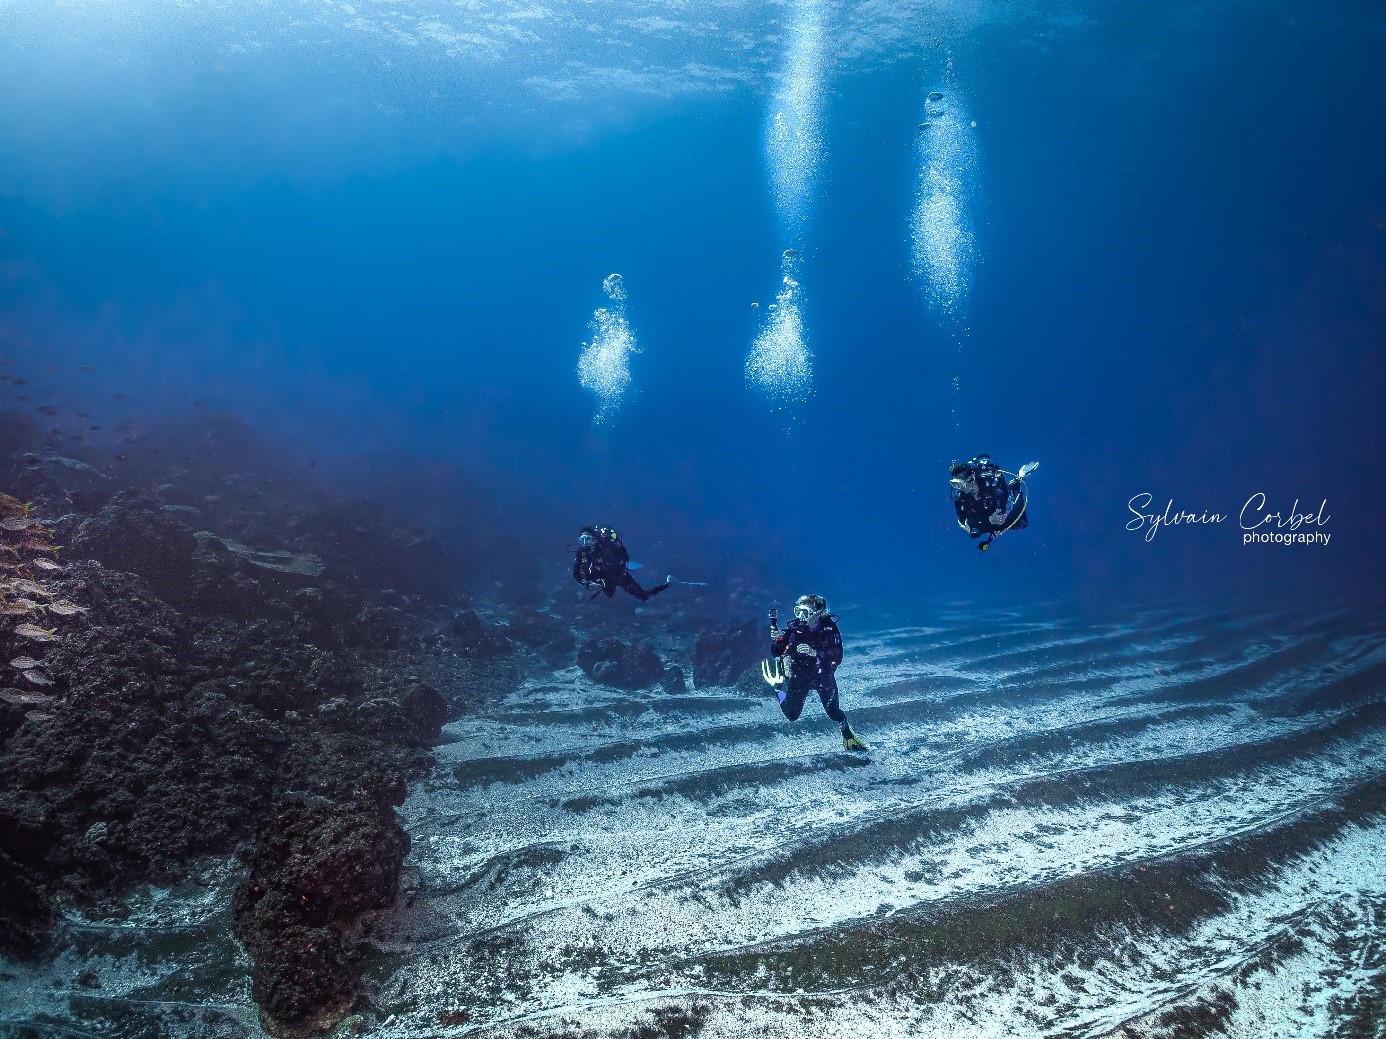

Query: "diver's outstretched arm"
<box><xmin>1018</xmin><ymin>461</ymin><xmax>1040</xmax><ymax>479</ymax></box>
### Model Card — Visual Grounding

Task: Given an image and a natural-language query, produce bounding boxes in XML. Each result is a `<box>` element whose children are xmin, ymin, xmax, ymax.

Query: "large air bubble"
<box><xmin>577</xmin><ymin>273</ymin><xmax>638</xmax><ymax>425</ymax></box>
<box><xmin>746</xmin><ymin>250</ymin><xmax>813</xmax><ymax>403</ymax></box>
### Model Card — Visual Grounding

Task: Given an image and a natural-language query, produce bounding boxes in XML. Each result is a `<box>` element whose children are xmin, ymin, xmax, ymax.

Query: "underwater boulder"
<box><xmin>692</xmin><ymin>619</ymin><xmax>764</xmax><ymax>689</ymax></box>
<box><xmin>577</xmin><ymin>637</ymin><xmax>665</xmax><ymax>689</ymax></box>
<box><xmin>231</xmin><ymin>790</ymin><xmax>409</xmax><ymax>1038</ymax></box>
<box><xmin>660</xmin><ymin>665</ymin><xmax>688</xmax><ymax>694</ymax></box>
<box><xmin>447</xmin><ymin>609</ymin><xmax>512</xmax><ymax>659</ymax></box>
<box><xmin>338</xmin><ymin>681</ymin><xmax>446</xmax><ymax>747</ymax></box>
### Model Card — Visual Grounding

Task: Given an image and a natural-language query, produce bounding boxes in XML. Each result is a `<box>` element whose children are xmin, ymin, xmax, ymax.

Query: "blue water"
<box><xmin>4</xmin><ymin>7</ymin><xmax>1386</xmax><ymax>1036</ymax></box>
<box><xmin>2</xmin><ymin>0</ymin><xmax>1383</xmax><ymax>603</ymax></box>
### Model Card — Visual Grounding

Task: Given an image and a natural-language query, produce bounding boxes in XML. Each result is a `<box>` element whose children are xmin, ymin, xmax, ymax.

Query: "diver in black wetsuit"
<box><xmin>769</xmin><ymin>594</ymin><xmax>868</xmax><ymax>751</ymax></box>
<box><xmin>949</xmin><ymin>454</ymin><xmax>1038</xmax><ymax>551</ymax></box>
<box><xmin>572</xmin><ymin>525</ymin><xmax>669</xmax><ymax>602</ymax></box>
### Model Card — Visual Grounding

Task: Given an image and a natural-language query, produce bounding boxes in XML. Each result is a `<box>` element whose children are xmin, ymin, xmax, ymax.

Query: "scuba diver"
<box><xmin>949</xmin><ymin>455</ymin><xmax>1039</xmax><ymax>551</ymax></box>
<box><xmin>572</xmin><ymin>525</ymin><xmax>670</xmax><ymax>602</ymax></box>
<box><xmin>765</xmin><ymin>595</ymin><xmax>868</xmax><ymax>752</ymax></box>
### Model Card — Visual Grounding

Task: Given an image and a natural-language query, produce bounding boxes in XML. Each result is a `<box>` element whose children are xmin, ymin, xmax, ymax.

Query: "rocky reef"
<box><xmin>0</xmin><ymin>415</ymin><xmax>471</xmax><ymax>1035</ymax></box>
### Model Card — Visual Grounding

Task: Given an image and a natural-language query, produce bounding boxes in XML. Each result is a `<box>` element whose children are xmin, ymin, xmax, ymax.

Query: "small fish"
<box><xmin>36</xmin><ymin>404</ymin><xmax>59</xmax><ymax>416</ymax></box>
<box><xmin>20</xmin><ymin>540</ymin><xmax>56</xmax><ymax>554</ymax></box>
<box><xmin>113</xmin><ymin>453</ymin><xmax>127</xmax><ymax>461</ymax></box>
<box><xmin>89</xmin><ymin>424</ymin><xmax>101</xmax><ymax>431</ymax></box>
<box><xmin>9</xmin><ymin>656</ymin><xmax>39</xmax><ymax>669</ymax></box>
<box><xmin>31</xmin><ymin>558</ymin><xmax>60</xmax><ymax>572</ymax></box>
<box><xmin>80</xmin><ymin>365</ymin><xmax>95</xmax><ymax>372</ymax></box>
<box><xmin>47</xmin><ymin>601</ymin><xmax>87</xmax><ymax>616</ymax></box>
<box><xmin>15</xmin><ymin>394</ymin><xmax>29</xmax><ymax>402</ymax></box>
<box><xmin>12</xmin><ymin>378</ymin><xmax>26</xmax><ymax>386</ymax></box>
<box><xmin>0</xmin><ymin>603</ymin><xmax>38</xmax><ymax>616</ymax></box>
<box><xmin>69</xmin><ymin>435</ymin><xmax>87</xmax><ymax>442</ymax></box>
<box><xmin>114</xmin><ymin>393</ymin><xmax>129</xmax><ymax>400</ymax></box>
<box><xmin>75</xmin><ymin>411</ymin><xmax>89</xmax><ymax>419</ymax></box>
<box><xmin>22</xmin><ymin>670</ymin><xmax>53</xmax><ymax>687</ymax></box>
<box><xmin>23</xmin><ymin>457</ymin><xmax>41</xmax><ymax>467</ymax></box>
<box><xmin>0</xmin><ymin>517</ymin><xmax>33</xmax><ymax>531</ymax></box>
<box><xmin>14</xmin><ymin>623</ymin><xmax>59</xmax><ymax>641</ymax></box>
<box><xmin>11</xmin><ymin>579</ymin><xmax>51</xmax><ymax>598</ymax></box>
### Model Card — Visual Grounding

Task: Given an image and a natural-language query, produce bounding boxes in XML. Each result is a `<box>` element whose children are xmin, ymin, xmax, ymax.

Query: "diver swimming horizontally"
<box><xmin>949</xmin><ymin>454</ymin><xmax>1039</xmax><ymax>551</ymax></box>
<box><xmin>764</xmin><ymin>595</ymin><xmax>868</xmax><ymax>752</ymax></box>
<box><xmin>572</xmin><ymin>525</ymin><xmax>670</xmax><ymax>602</ymax></box>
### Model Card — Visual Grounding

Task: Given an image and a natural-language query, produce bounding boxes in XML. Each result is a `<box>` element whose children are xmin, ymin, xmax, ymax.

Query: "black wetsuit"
<box><xmin>770</xmin><ymin>616</ymin><xmax>846</xmax><ymax>724</ymax></box>
<box><xmin>954</xmin><ymin>460</ymin><xmax>1028</xmax><ymax>539</ymax></box>
<box><xmin>573</xmin><ymin>529</ymin><xmax>668</xmax><ymax>602</ymax></box>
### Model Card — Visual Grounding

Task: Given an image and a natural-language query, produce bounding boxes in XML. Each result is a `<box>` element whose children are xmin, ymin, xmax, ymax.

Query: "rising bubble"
<box><xmin>911</xmin><ymin>86</ymin><xmax>978</xmax><ymax>316</ymax></box>
<box><xmin>577</xmin><ymin>273</ymin><xmax>638</xmax><ymax>425</ymax></box>
<box><xmin>766</xmin><ymin>0</ymin><xmax>826</xmax><ymax>245</ymax></box>
<box><xmin>746</xmin><ymin>252</ymin><xmax>812</xmax><ymax>403</ymax></box>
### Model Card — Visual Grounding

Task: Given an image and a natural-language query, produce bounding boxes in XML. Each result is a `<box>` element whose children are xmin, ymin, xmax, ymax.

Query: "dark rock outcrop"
<box><xmin>660</xmin><ymin>665</ymin><xmax>688</xmax><ymax>694</ymax></box>
<box><xmin>577</xmin><ymin>637</ymin><xmax>666</xmax><ymax>689</ymax></box>
<box><xmin>504</xmin><ymin>610</ymin><xmax>576</xmax><ymax>666</ymax></box>
<box><xmin>448</xmin><ymin>609</ymin><xmax>512</xmax><ymax>659</ymax></box>
<box><xmin>231</xmin><ymin>787</ymin><xmax>409</xmax><ymax>1038</ymax></box>
<box><xmin>0</xmin><ymin>407</ymin><xmax>552</xmax><ymax>1035</ymax></box>
<box><xmin>0</xmin><ymin>559</ymin><xmax>442</xmax><ymax>905</ymax></box>
<box><xmin>69</xmin><ymin>491</ymin><xmax>199</xmax><ymax>602</ymax></box>
<box><xmin>693</xmin><ymin>619</ymin><xmax>764</xmax><ymax>689</ymax></box>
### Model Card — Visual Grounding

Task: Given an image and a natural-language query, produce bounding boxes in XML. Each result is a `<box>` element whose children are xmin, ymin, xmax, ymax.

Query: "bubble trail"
<box><xmin>912</xmin><ymin>85</ymin><xmax>978</xmax><ymax>316</ymax></box>
<box><xmin>745</xmin><ymin>250</ymin><xmax>812</xmax><ymax>403</ymax></box>
<box><xmin>766</xmin><ymin>0</ymin><xmax>826</xmax><ymax>245</ymax></box>
<box><xmin>577</xmin><ymin>273</ymin><xmax>638</xmax><ymax>426</ymax></box>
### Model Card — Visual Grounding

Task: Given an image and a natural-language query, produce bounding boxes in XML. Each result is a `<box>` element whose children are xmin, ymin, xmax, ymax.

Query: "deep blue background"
<box><xmin>2</xmin><ymin>1</ymin><xmax>1383</xmax><ymax>610</ymax></box>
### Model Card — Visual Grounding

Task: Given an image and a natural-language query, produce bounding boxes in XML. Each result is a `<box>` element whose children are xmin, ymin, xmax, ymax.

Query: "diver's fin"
<box><xmin>628</xmin><ymin>561</ymin><xmax>643</xmax><ymax>571</ymax></box>
<box><xmin>761</xmin><ymin>658</ymin><xmax>786</xmax><ymax>688</ymax></box>
<box><xmin>843</xmin><ymin>730</ymin><xmax>869</xmax><ymax>752</ymax></box>
<box><xmin>1018</xmin><ymin>461</ymin><xmax>1040</xmax><ymax>479</ymax></box>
